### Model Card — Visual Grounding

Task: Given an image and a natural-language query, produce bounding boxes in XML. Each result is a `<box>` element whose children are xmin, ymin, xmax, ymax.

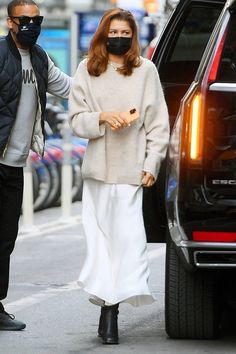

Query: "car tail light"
<box><xmin>207</xmin><ymin>26</ymin><xmax>228</xmax><ymax>83</ymax></box>
<box><xmin>184</xmin><ymin>18</ymin><xmax>229</xmax><ymax>164</ymax></box>
<box><xmin>193</xmin><ymin>231</ymin><xmax>236</xmax><ymax>242</ymax></box>
<box><xmin>189</xmin><ymin>93</ymin><xmax>203</xmax><ymax>161</ymax></box>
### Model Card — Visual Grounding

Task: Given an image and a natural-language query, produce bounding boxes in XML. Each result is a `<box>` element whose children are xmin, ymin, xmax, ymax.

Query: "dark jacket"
<box><xmin>0</xmin><ymin>32</ymin><xmax>48</xmax><ymax>156</ymax></box>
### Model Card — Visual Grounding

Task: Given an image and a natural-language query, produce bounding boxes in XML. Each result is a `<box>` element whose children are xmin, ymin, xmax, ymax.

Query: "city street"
<box><xmin>0</xmin><ymin>202</ymin><xmax>236</xmax><ymax>354</ymax></box>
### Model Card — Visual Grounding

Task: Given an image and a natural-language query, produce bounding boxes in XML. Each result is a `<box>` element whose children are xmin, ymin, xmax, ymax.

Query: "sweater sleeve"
<box><xmin>47</xmin><ymin>54</ymin><xmax>72</xmax><ymax>98</ymax></box>
<box><xmin>143</xmin><ymin>62</ymin><xmax>170</xmax><ymax>180</ymax></box>
<box><xmin>68</xmin><ymin>61</ymin><xmax>105</xmax><ymax>139</ymax></box>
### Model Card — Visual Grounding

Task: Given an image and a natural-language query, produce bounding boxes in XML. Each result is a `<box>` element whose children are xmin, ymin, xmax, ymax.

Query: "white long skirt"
<box><xmin>78</xmin><ymin>179</ymin><xmax>156</xmax><ymax>307</ymax></box>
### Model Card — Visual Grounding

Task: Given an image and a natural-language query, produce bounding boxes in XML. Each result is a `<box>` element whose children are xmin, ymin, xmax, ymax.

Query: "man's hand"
<box><xmin>142</xmin><ymin>171</ymin><xmax>155</xmax><ymax>187</ymax></box>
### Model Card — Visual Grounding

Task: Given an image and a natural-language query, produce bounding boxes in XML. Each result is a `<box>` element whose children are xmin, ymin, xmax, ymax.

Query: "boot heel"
<box><xmin>102</xmin><ymin>304</ymin><xmax>119</xmax><ymax>345</ymax></box>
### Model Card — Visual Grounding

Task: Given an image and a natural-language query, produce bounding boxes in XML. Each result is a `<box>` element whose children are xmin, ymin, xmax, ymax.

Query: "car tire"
<box><xmin>33</xmin><ymin>161</ymin><xmax>52</xmax><ymax>212</ymax></box>
<box><xmin>165</xmin><ymin>232</ymin><xmax>220</xmax><ymax>339</ymax></box>
<box><xmin>72</xmin><ymin>161</ymin><xmax>83</xmax><ymax>202</ymax></box>
<box><xmin>32</xmin><ymin>166</ymin><xmax>39</xmax><ymax>201</ymax></box>
<box><xmin>42</xmin><ymin>161</ymin><xmax>61</xmax><ymax>209</ymax></box>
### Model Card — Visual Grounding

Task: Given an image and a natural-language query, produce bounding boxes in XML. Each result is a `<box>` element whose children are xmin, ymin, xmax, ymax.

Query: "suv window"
<box><xmin>217</xmin><ymin>13</ymin><xmax>236</xmax><ymax>82</ymax></box>
<box><xmin>153</xmin><ymin>3</ymin><xmax>223</xmax><ymax>130</ymax></box>
<box><xmin>171</xmin><ymin>8</ymin><xmax>220</xmax><ymax>61</ymax></box>
<box><xmin>159</xmin><ymin>6</ymin><xmax>221</xmax><ymax>85</ymax></box>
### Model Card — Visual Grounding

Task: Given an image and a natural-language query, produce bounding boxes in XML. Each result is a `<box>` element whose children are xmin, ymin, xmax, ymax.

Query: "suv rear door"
<box><xmin>166</xmin><ymin>2</ymin><xmax>236</xmax><ymax>243</ymax></box>
<box><xmin>204</xmin><ymin>10</ymin><xmax>236</xmax><ymax>214</ymax></box>
<box><xmin>144</xmin><ymin>0</ymin><xmax>225</xmax><ymax>242</ymax></box>
<box><xmin>164</xmin><ymin>2</ymin><xmax>236</xmax><ymax>339</ymax></box>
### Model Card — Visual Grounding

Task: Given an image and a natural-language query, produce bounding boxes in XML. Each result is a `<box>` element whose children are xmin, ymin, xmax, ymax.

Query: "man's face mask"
<box><xmin>106</xmin><ymin>37</ymin><xmax>132</xmax><ymax>55</ymax></box>
<box><xmin>11</xmin><ymin>16</ymin><xmax>43</xmax><ymax>47</ymax></box>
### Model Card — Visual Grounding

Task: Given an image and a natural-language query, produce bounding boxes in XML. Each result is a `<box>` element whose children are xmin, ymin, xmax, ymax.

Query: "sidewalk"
<box><xmin>2</xmin><ymin>203</ymin><xmax>167</xmax><ymax>354</ymax></box>
<box><xmin>18</xmin><ymin>201</ymin><xmax>82</xmax><ymax>239</ymax></box>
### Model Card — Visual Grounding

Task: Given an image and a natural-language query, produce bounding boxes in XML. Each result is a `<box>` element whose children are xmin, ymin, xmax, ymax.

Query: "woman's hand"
<box><xmin>99</xmin><ymin>112</ymin><xmax>128</xmax><ymax>130</ymax></box>
<box><xmin>142</xmin><ymin>171</ymin><xmax>155</xmax><ymax>187</ymax></box>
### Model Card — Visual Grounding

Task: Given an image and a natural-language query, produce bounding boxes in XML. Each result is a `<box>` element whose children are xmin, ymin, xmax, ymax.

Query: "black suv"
<box><xmin>144</xmin><ymin>0</ymin><xmax>236</xmax><ymax>340</ymax></box>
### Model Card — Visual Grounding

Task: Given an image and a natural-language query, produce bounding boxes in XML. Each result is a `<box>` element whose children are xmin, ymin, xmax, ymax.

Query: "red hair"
<box><xmin>87</xmin><ymin>8</ymin><xmax>141</xmax><ymax>77</ymax></box>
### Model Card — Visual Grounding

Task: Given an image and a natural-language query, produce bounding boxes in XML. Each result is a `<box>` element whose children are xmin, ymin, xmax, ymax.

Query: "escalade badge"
<box><xmin>212</xmin><ymin>180</ymin><xmax>236</xmax><ymax>185</ymax></box>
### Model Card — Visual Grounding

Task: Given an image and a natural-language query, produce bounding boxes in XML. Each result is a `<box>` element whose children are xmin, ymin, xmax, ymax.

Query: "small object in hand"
<box><xmin>122</xmin><ymin>108</ymin><xmax>139</xmax><ymax>124</ymax></box>
<box><xmin>111</xmin><ymin>109</ymin><xmax>139</xmax><ymax>131</ymax></box>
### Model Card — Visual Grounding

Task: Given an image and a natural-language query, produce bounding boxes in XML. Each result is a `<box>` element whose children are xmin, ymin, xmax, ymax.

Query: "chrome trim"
<box><xmin>209</xmin><ymin>83</ymin><xmax>236</xmax><ymax>92</ymax></box>
<box><xmin>179</xmin><ymin>240</ymin><xmax>236</xmax><ymax>249</ymax></box>
<box><xmin>194</xmin><ymin>250</ymin><xmax>236</xmax><ymax>268</ymax></box>
<box><xmin>169</xmin><ymin>223</ymin><xmax>188</xmax><ymax>243</ymax></box>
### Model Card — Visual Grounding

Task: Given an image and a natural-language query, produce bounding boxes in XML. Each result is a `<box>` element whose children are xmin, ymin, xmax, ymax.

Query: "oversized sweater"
<box><xmin>69</xmin><ymin>57</ymin><xmax>169</xmax><ymax>185</ymax></box>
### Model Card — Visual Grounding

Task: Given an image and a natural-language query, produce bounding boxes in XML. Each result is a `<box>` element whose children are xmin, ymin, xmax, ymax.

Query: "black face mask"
<box><xmin>106</xmin><ymin>37</ymin><xmax>132</xmax><ymax>55</ymax></box>
<box><xmin>16</xmin><ymin>23</ymin><xmax>41</xmax><ymax>47</ymax></box>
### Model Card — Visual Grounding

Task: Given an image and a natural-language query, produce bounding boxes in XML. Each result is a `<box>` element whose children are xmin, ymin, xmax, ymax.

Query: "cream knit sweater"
<box><xmin>69</xmin><ymin>57</ymin><xmax>169</xmax><ymax>185</ymax></box>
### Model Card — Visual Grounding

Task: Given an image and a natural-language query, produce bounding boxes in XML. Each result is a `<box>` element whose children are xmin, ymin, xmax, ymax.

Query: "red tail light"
<box><xmin>207</xmin><ymin>27</ymin><xmax>228</xmax><ymax>83</ymax></box>
<box><xmin>193</xmin><ymin>231</ymin><xmax>236</xmax><ymax>242</ymax></box>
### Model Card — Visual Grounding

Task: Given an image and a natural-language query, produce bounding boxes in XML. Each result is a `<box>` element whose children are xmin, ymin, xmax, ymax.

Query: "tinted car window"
<box><xmin>154</xmin><ymin>4</ymin><xmax>223</xmax><ymax>130</ymax></box>
<box><xmin>170</xmin><ymin>8</ymin><xmax>220</xmax><ymax>62</ymax></box>
<box><xmin>217</xmin><ymin>13</ymin><xmax>236</xmax><ymax>82</ymax></box>
<box><xmin>159</xmin><ymin>6</ymin><xmax>221</xmax><ymax>85</ymax></box>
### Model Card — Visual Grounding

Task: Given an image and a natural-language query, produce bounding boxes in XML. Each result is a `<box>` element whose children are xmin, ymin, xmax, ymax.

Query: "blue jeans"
<box><xmin>0</xmin><ymin>164</ymin><xmax>23</xmax><ymax>300</ymax></box>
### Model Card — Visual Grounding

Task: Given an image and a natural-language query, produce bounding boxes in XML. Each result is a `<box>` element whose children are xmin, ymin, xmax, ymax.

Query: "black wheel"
<box><xmin>32</xmin><ymin>166</ymin><xmax>39</xmax><ymax>201</ymax></box>
<box><xmin>43</xmin><ymin>161</ymin><xmax>61</xmax><ymax>209</ymax></box>
<box><xmin>165</xmin><ymin>232</ymin><xmax>220</xmax><ymax>339</ymax></box>
<box><xmin>33</xmin><ymin>162</ymin><xmax>52</xmax><ymax>212</ymax></box>
<box><xmin>72</xmin><ymin>161</ymin><xmax>83</xmax><ymax>202</ymax></box>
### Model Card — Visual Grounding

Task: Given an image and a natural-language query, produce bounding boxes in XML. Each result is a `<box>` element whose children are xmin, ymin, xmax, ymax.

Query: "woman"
<box><xmin>69</xmin><ymin>8</ymin><xmax>169</xmax><ymax>345</ymax></box>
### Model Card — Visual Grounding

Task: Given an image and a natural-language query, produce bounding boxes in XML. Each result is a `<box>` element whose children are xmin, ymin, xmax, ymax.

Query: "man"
<box><xmin>0</xmin><ymin>0</ymin><xmax>72</xmax><ymax>330</ymax></box>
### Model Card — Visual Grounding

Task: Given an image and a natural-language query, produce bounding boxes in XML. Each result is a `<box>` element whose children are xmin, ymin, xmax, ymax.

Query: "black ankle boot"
<box><xmin>102</xmin><ymin>304</ymin><xmax>119</xmax><ymax>345</ymax></box>
<box><xmin>98</xmin><ymin>306</ymin><xmax>105</xmax><ymax>337</ymax></box>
